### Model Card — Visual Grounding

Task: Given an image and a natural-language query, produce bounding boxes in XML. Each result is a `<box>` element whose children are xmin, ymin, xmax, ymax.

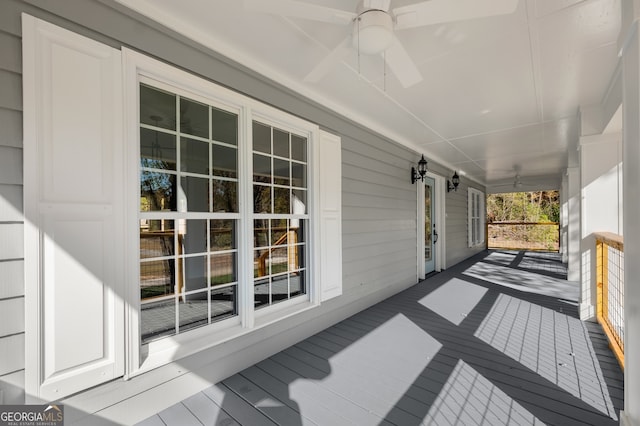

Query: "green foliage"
<box><xmin>487</xmin><ymin>191</ymin><xmax>559</xmax><ymax>223</ymax></box>
<box><xmin>487</xmin><ymin>190</ymin><xmax>560</xmax><ymax>251</ymax></box>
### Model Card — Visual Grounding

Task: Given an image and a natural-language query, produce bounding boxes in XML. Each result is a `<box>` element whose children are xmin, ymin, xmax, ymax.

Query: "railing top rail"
<box><xmin>488</xmin><ymin>222</ymin><xmax>559</xmax><ymax>226</ymax></box>
<box><xmin>594</xmin><ymin>231</ymin><xmax>624</xmax><ymax>251</ymax></box>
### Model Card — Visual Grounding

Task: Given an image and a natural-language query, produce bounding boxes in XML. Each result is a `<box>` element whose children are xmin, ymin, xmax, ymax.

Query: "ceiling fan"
<box><xmin>244</xmin><ymin>0</ymin><xmax>519</xmax><ymax>88</ymax></box>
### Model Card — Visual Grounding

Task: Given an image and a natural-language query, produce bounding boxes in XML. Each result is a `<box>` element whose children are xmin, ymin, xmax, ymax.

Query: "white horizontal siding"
<box><xmin>0</xmin><ymin>223</ymin><xmax>23</xmax><ymax>260</ymax></box>
<box><xmin>0</xmin><ymin>1</ymin><xmax>24</xmax><ymax>406</ymax></box>
<box><xmin>341</xmin><ymin>132</ymin><xmax>418</xmax><ymax>294</ymax></box>
<box><xmin>0</xmin><ymin>146</ymin><xmax>22</xmax><ymax>185</ymax></box>
<box><xmin>0</xmin><ymin>334</ymin><xmax>24</xmax><ymax>375</ymax></box>
<box><xmin>0</xmin><ymin>298</ymin><xmax>24</xmax><ymax>336</ymax></box>
<box><xmin>0</xmin><ymin>109</ymin><xmax>22</xmax><ymax>148</ymax></box>
<box><xmin>0</xmin><ymin>370</ymin><xmax>25</xmax><ymax>404</ymax></box>
<box><xmin>0</xmin><ymin>32</ymin><xmax>21</xmax><ymax>74</ymax></box>
<box><xmin>0</xmin><ymin>184</ymin><xmax>22</xmax><ymax>221</ymax></box>
<box><xmin>0</xmin><ymin>69</ymin><xmax>21</xmax><ymax>111</ymax></box>
<box><xmin>0</xmin><ymin>260</ymin><xmax>23</xmax><ymax>299</ymax></box>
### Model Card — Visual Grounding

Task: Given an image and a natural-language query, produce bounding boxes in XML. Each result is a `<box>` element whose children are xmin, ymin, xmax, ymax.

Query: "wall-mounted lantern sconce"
<box><xmin>447</xmin><ymin>171</ymin><xmax>460</xmax><ymax>192</ymax></box>
<box><xmin>411</xmin><ymin>155</ymin><xmax>428</xmax><ymax>184</ymax></box>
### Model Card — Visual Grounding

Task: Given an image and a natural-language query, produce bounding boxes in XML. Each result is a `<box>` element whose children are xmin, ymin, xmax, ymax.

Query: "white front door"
<box><xmin>424</xmin><ymin>176</ymin><xmax>436</xmax><ymax>274</ymax></box>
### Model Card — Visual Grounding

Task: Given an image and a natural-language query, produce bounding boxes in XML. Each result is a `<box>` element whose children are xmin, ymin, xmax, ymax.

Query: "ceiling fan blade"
<box><xmin>383</xmin><ymin>35</ymin><xmax>422</xmax><ymax>88</ymax></box>
<box><xmin>393</xmin><ymin>0</ymin><xmax>519</xmax><ymax>30</ymax></box>
<box><xmin>244</xmin><ymin>0</ymin><xmax>356</xmax><ymax>25</ymax></box>
<box><xmin>304</xmin><ymin>36</ymin><xmax>352</xmax><ymax>83</ymax></box>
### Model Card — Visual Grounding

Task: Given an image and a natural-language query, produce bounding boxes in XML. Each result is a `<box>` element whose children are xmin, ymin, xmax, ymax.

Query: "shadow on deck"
<box><xmin>138</xmin><ymin>250</ymin><xmax>624</xmax><ymax>426</ymax></box>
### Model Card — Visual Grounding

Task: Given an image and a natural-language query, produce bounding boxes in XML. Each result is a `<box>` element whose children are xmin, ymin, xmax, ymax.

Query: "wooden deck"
<box><xmin>137</xmin><ymin>250</ymin><xmax>624</xmax><ymax>426</ymax></box>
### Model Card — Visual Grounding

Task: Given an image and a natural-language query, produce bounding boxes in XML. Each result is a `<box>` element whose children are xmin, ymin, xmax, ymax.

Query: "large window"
<box><xmin>468</xmin><ymin>188</ymin><xmax>485</xmax><ymax>247</ymax></box>
<box><xmin>137</xmin><ymin>79</ymin><xmax>315</xmax><ymax>345</ymax></box>
<box><xmin>139</xmin><ymin>83</ymin><xmax>240</xmax><ymax>343</ymax></box>
<box><xmin>252</xmin><ymin>121</ymin><xmax>308</xmax><ymax>309</ymax></box>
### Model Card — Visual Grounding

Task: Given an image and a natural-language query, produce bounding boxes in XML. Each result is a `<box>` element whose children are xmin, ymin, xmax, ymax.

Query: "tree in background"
<box><xmin>487</xmin><ymin>191</ymin><xmax>560</xmax><ymax>251</ymax></box>
<box><xmin>487</xmin><ymin>191</ymin><xmax>559</xmax><ymax>223</ymax></box>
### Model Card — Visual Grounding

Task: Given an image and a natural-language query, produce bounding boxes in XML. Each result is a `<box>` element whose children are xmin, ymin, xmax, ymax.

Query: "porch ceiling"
<box><xmin>115</xmin><ymin>0</ymin><xmax>621</xmax><ymax>191</ymax></box>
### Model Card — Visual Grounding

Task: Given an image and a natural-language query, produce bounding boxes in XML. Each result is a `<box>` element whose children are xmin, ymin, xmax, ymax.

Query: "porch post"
<box><xmin>619</xmin><ymin>1</ymin><xmax>640</xmax><ymax>424</ymax></box>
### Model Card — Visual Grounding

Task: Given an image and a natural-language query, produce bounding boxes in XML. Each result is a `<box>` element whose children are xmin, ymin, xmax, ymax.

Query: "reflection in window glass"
<box><xmin>141</xmin><ymin>299</ymin><xmax>176</xmax><ymax>343</ymax></box>
<box><xmin>273</xmin><ymin>128</ymin><xmax>289</xmax><ymax>158</ymax></box>
<box><xmin>140</xmin><ymin>129</ymin><xmax>176</xmax><ymax>170</ymax></box>
<box><xmin>254</xmin><ymin>278</ymin><xmax>270</xmax><ymax>309</ymax></box>
<box><xmin>140</xmin><ymin>83</ymin><xmax>239</xmax><ymax>344</ymax></box>
<box><xmin>180</xmin><ymin>98</ymin><xmax>209</xmax><ymax>138</ymax></box>
<box><xmin>140</xmin><ymin>220</ymin><xmax>175</xmax><ymax>259</ymax></box>
<box><xmin>210</xmin><ymin>286</ymin><xmax>236</xmax><ymax>320</ymax></box>
<box><xmin>253</xmin><ymin>154</ymin><xmax>271</xmax><ymax>183</ymax></box>
<box><xmin>210</xmin><ymin>220</ymin><xmax>235</xmax><ymax>251</ymax></box>
<box><xmin>140</xmin><ymin>259</ymin><xmax>175</xmax><ymax>301</ymax></box>
<box><xmin>292</xmin><ymin>190</ymin><xmax>307</xmax><ymax>215</ymax></box>
<box><xmin>252</xmin><ymin>122</ymin><xmax>308</xmax><ymax>308</ymax></box>
<box><xmin>254</xmin><ymin>219</ymin><xmax>269</xmax><ymax>248</ymax></box>
<box><xmin>181</xmin><ymin>176</ymin><xmax>210</xmax><ymax>212</ymax></box>
<box><xmin>274</xmin><ymin>187</ymin><xmax>290</xmax><ymax>214</ymax></box>
<box><xmin>182</xmin><ymin>219</ymin><xmax>207</xmax><ymax>254</ymax></box>
<box><xmin>273</xmin><ymin>158</ymin><xmax>290</xmax><ymax>185</ymax></box>
<box><xmin>291</xmin><ymin>135</ymin><xmax>307</xmax><ymax>162</ymax></box>
<box><xmin>140</xmin><ymin>84</ymin><xmax>176</xmax><ymax>131</ymax></box>
<box><xmin>141</xmin><ymin>172</ymin><xmax>176</xmax><ymax>212</ymax></box>
<box><xmin>210</xmin><ymin>253</ymin><xmax>236</xmax><ymax>286</ymax></box>
<box><xmin>212</xmin><ymin>107</ymin><xmax>238</xmax><ymax>146</ymax></box>
<box><xmin>213</xmin><ymin>180</ymin><xmax>238</xmax><ymax>213</ymax></box>
<box><xmin>181</xmin><ymin>137</ymin><xmax>209</xmax><ymax>174</ymax></box>
<box><xmin>212</xmin><ymin>145</ymin><xmax>237</xmax><ymax>178</ymax></box>
<box><xmin>179</xmin><ymin>290</ymin><xmax>209</xmax><ymax>333</ymax></box>
<box><xmin>291</xmin><ymin>163</ymin><xmax>306</xmax><ymax>188</ymax></box>
<box><xmin>253</xmin><ymin>185</ymin><xmax>271</xmax><ymax>214</ymax></box>
<box><xmin>253</xmin><ymin>122</ymin><xmax>271</xmax><ymax>154</ymax></box>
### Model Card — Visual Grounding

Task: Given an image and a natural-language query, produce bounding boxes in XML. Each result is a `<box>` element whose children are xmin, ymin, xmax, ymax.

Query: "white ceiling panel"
<box><xmin>116</xmin><ymin>0</ymin><xmax>622</xmax><ymax>188</ymax></box>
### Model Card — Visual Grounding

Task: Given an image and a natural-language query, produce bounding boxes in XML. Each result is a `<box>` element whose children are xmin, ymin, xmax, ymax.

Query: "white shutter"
<box><xmin>23</xmin><ymin>15</ymin><xmax>124</xmax><ymax>400</ymax></box>
<box><xmin>318</xmin><ymin>131</ymin><xmax>342</xmax><ymax>301</ymax></box>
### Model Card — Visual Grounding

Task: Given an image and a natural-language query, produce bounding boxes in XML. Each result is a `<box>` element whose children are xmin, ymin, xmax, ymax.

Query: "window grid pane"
<box><xmin>140</xmin><ymin>83</ymin><xmax>239</xmax><ymax>344</ymax></box>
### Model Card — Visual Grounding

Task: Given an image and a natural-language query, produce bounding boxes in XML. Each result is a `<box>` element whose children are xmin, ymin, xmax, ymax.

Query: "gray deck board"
<box><xmin>137</xmin><ymin>250</ymin><xmax>624</xmax><ymax>426</ymax></box>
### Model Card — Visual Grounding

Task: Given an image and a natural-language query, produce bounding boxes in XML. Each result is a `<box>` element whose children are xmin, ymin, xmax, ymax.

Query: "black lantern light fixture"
<box><xmin>411</xmin><ymin>155</ymin><xmax>428</xmax><ymax>184</ymax></box>
<box><xmin>447</xmin><ymin>171</ymin><xmax>460</xmax><ymax>192</ymax></box>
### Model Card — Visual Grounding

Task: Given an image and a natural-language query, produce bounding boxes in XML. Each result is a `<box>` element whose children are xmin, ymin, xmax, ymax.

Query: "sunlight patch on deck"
<box><xmin>418</xmin><ymin>278</ymin><xmax>487</xmax><ymax>325</ymax></box>
<box><xmin>463</xmin><ymin>261</ymin><xmax>579</xmax><ymax>301</ymax></box>
<box><xmin>425</xmin><ymin>360</ymin><xmax>545</xmax><ymax>425</ymax></box>
<box><xmin>475</xmin><ymin>294</ymin><xmax>617</xmax><ymax>419</ymax></box>
<box><xmin>290</xmin><ymin>314</ymin><xmax>441</xmax><ymax>422</ymax></box>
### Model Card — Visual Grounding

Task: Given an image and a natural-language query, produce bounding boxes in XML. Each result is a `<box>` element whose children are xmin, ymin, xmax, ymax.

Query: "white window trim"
<box><xmin>122</xmin><ymin>48</ymin><xmax>323</xmax><ymax>377</ymax></box>
<box><xmin>468</xmin><ymin>188</ymin><xmax>486</xmax><ymax>248</ymax></box>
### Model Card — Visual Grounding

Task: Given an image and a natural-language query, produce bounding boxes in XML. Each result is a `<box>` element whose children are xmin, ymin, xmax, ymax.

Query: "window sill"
<box><xmin>130</xmin><ymin>297</ymin><xmax>318</xmax><ymax>378</ymax></box>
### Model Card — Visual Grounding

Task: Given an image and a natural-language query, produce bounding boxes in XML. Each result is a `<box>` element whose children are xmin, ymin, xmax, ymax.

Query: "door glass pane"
<box><xmin>425</xmin><ymin>183</ymin><xmax>432</xmax><ymax>262</ymax></box>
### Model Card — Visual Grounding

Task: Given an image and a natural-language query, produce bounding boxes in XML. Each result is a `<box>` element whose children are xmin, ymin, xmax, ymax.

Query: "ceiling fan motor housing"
<box><xmin>352</xmin><ymin>9</ymin><xmax>394</xmax><ymax>55</ymax></box>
